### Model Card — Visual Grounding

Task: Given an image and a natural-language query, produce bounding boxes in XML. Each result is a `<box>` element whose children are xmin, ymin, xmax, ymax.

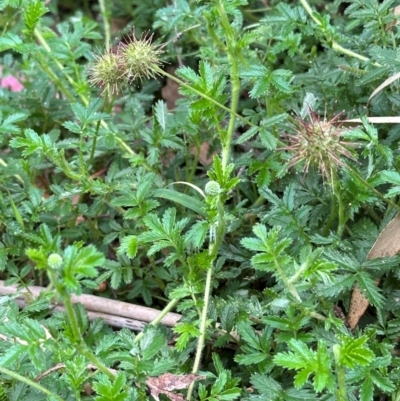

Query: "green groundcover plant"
<box><xmin>3</xmin><ymin>0</ymin><xmax>400</xmax><ymax>400</ymax></box>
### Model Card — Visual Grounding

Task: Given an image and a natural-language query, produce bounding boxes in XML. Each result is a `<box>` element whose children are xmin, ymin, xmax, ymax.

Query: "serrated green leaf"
<box><xmin>313</xmin><ymin>341</ymin><xmax>333</xmax><ymax>392</ymax></box>
<box><xmin>357</xmin><ymin>271</ymin><xmax>385</xmax><ymax>308</ymax></box>
<box><xmin>118</xmin><ymin>235</ymin><xmax>138</xmax><ymax>258</ymax></box>
<box><xmin>0</xmin><ymin>344</ymin><xmax>26</xmax><ymax>368</ymax></box>
<box><xmin>0</xmin><ymin>112</ymin><xmax>29</xmax><ymax>134</ymax></box>
<box><xmin>338</xmin><ymin>335</ymin><xmax>374</xmax><ymax>368</ymax></box>
<box><xmin>251</xmin><ymin>373</ymin><xmax>283</xmax><ymax>395</ymax></box>
<box><xmin>235</xmin><ymin>126</ymin><xmax>259</xmax><ymax>144</ymax></box>
<box><xmin>23</xmin><ymin>1</ymin><xmax>48</xmax><ymax>34</ymax></box>
<box><xmin>259</xmin><ymin>127</ymin><xmax>277</xmax><ymax>150</ymax></box>
<box><xmin>236</xmin><ymin>321</ymin><xmax>261</xmax><ymax>350</ymax></box>
<box><xmin>140</xmin><ymin>328</ymin><xmax>165</xmax><ymax>360</ymax></box>
<box><xmin>216</xmin><ymin>387</ymin><xmax>241</xmax><ymax>400</ymax></box>
<box><xmin>154</xmin><ymin>100</ymin><xmax>168</xmax><ymax>132</ymax></box>
<box><xmin>370</xmin><ymin>370</ymin><xmax>395</xmax><ymax>392</ymax></box>
<box><xmin>380</xmin><ymin>170</ymin><xmax>400</xmax><ymax>185</ymax></box>
<box><xmin>360</xmin><ymin>376</ymin><xmax>373</xmax><ymax>401</ymax></box>
<box><xmin>235</xmin><ymin>352</ymin><xmax>268</xmax><ymax>365</ymax></box>
<box><xmin>184</xmin><ymin>220</ymin><xmax>208</xmax><ymax>249</ymax></box>
<box><xmin>211</xmin><ymin>371</ymin><xmax>227</xmax><ymax>396</ymax></box>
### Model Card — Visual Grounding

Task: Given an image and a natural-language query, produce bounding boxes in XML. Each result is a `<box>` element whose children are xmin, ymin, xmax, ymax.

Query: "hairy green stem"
<box><xmin>214</xmin><ymin>0</ymin><xmax>241</xmax><ymax>170</ymax></box>
<box><xmin>64</xmin><ymin>295</ymin><xmax>116</xmax><ymax>380</ymax></box>
<box><xmin>288</xmin><ymin>262</ymin><xmax>309</xmax><ymax>285</ymax></box>
<box><xmin>362</xmin><ymin>204</ymin><xmax>381</xmax><ymax>224</ymax></box>
<box><xmin>62</xmin><ymin>292</ymin><xmax>83</xmax><ymax>342</ymax></box>
<box><xmin>392</xmin><ymin>390</ymin><xmax>400</xmax><ymax>401</ymax></box>
<box><xmin>333</xmin><ymin>345</ymin><xmax>348</xmax><ymax>401</ymax></box>
<box><xmin>134</xmin><ymin>298</ymin><xmax>179</xmax><ymax>343</ymax></box>
<box><xmin>188</xmin><ymin>204</ymin><xmax>226</xmax><ymax>400</ymax></box>
<box><xmin>190</xmin><ymin>267</ymin><xmax>213</xmax><ymax>374</ymax></box>
<box><xmin>98</xmin><ymin>0</ymin><xmax>111</xmax><ymax>52</ymax></box>
<box><xmin>34</xmin><ymin>28</ymin><xmax>77</xmax><ymax>89</ymax></box>
<box><xmin>48</xmin><ymin>269</ymin><xmax>116</xmax><ymax>380</ymax></box>
<box><xmin>157</xmin><ymin>67</ymin><xmax>254</xmax><ymax>128</ymax></box>
<box><xmin>35</xmin><ymin>54</ymin><xmax>76</xmax><ymax>102</ymax></box>
<box><xmin>89</xmin><ymin>118</ymin><xmax>102</xmax><ymax>168</ymax></box>
<box><xmin>299</xmin><ymin>0</ymin><xmax>381</xmax><ymax>66</ymax></box>
<box><xmin>333</xmin><ymin>177</ymin><xmax>346</xmax><ymax>237</ymax></box>
<box><xmin>222</xmin><ymin>55</ymin><xmax>239</xmax><ymax>170</ymax></box>
<box><xmin>75</xmin><ymin>343</ymin><xmax>116</xmax><ymax>380</ymax></box>
<box><xmin>274</xmin><ymin>256</ymin><xmax>302</xmax><ymax>302</ymax></box>
<box><xmin>322</xmin><ymin>194</ymin><xmax>337</xmax><ymax>236</ymax></box>
<box><xmin>0</xmin><ymin>366</ymin><xmax>65</xmax><ymax>401</ymax></box>
<box><xmin>89</xmin><ymin>92</ymin><xmax>109</xmax><ymax>168</ymax></box>
<box><xmin>308</xmin><ymin>310</ymin><xmax>326</xmax><ymax>321</ymax></box>
<box><xmin>187</xmin><ymin>3</ymin><xmax>246</xmax><ymax>397</ymax></box>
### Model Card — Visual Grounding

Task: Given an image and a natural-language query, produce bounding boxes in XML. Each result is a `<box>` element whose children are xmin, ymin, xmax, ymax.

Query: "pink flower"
<box><xmin>1</xmin><ymin>75</ymin><xmax>23</xmax><ymax>92</ymax></box>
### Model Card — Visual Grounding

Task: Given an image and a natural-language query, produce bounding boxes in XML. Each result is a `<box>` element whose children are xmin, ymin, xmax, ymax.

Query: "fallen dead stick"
<box><xmin>0</xmin><ymin>282</ymin><xmax>242</xmax><ymax>343</ymax></box>
<box><xmin>12</xmin><ymin>298</ymin><xmax>147</xmax><ymax>331</ymax></box>
<box><xmin>0</xmin><ymin>281</ymin><xmax>181</xmax><ymax>327</ymax></box>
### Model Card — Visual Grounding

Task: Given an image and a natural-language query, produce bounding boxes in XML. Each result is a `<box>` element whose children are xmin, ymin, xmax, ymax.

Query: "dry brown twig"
<box><xmin>0</xmin><ymin>281</ymin><xmax>181</xmax><ymax>327</ymax></box>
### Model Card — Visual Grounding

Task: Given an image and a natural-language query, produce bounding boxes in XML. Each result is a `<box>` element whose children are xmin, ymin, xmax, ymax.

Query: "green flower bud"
<box><xmin>205</xmin><ymin>180</ymin><xmax>221</xmax><ymax>196</ymax></box>
<box><xmin>47</xmin><ymin>253</ymin><xmax>63</xmax><ymax>269</ymax></box>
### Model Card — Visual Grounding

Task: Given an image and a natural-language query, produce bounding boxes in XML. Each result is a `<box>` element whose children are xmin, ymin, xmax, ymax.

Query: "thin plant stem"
<box><xmin>48</xmin><ymin>269</ymin><xmax>116</xmax><ymax>380</ymax></box>
<box><xmin>191</xmin><ymin>291</ymin><xmax>202</xmax><ymax>317</ymax></box>
<box><xmin>98</xmin><ymin>0</ymin><xmax>111</xmax><ymax>52</ymax></box>
<box><xmin>333</xmin><ymin>345</ymin><xmax>348</xmax><ymax>401</ymax></box>
<box><xmin>62</xmin><ymin>292</ymin><xmax>84</xmax><ymax>343</ymax></box>
<box><xmin>288</xmin><ymin>262</ymin><xmax>310</xmax><ymax>285</ymax></box>
<box><xmin>322</xmin><ymin>194</ymin><xmax>337</xmax><ymax>236</ymax></box>
<box><xmin>157</xmin><ymin>67</ymin><xmax>254</xmax><ymax>128</ymax></box>
<box><xmin>89</xmin><ymin>118</ymin><xmax>102</xmax><ymax>168</ymax></box>
<box><xmin>275</xmin><ymin>259</ymin><xmax>302</xmax><ymax>303</ymax></box>
<box><xmin>377</xmin><ymin>15</ymin><xmax>387</xmax><ymax>48</ymax></box>
<box><xmin>187</xmin><ymin>2</ymin><xmax>243</xmax><ymax>398</ymax></box>
<box><xmin>35</xmin><ymin>54</ymin><xmax>76</xmax><ymax>102</ymax></box>
<box><xmin>75</xmin><ymin>343</ymin><xmax>116</xmax><ymax>380</ymax></box>
<box><xmin>190</xmin><ymin>267</ymin><xmax>213</xmax><ymax>374</ymax></box>
<box><xmin>214</xmin><ymin>0</ymin><xmax>240</xmax><ymax>170</ymax></box>
<box><xmin>222</xmin><ymin>54</ymin><xmax>239</xmax><ymax>170</ymax></box>
<box><xmin>362</xmin><ymin>204</ymin><xmax>381</xmax><ymax>224</ymax></box>
<box><xmin>0</xmin><ymin>366</ymin><xmax>66</xmax><ymax>401</ymax></box>
<box><xmin>333</xmin><ymin>177</ymin><xmax>346</xmax><ymax>237</ymax></box>
<box><xmin>64</xmin><ymin>294</ymin><xmax>116</xmax><ymax>380</ymax></box>
<box><xmin>187</xmin><ymin>205</ymin><xmax>226</xmax><ymax>401</ymax></box>
<box><xmin>34</xmin><ymin>28</ymin><xmax>77</xmax><ymax>89</ymax></box>
<box><xmin>89</xmin><ymin>92</ymin><xmax>109</xmax><ymax>168</ymax></box>
<box><xmin>134</xmin><ymin>298</ymin><xmax>179</xmax><ymax>343</ymax></box>
<box><xmin>299</xmin><ymin>0</ymin><xmax>381</xmax><ymax>66</ymax></box>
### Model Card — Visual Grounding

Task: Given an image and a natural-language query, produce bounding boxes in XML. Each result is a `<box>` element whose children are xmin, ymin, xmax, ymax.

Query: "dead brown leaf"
<box><xmin>146</xmin><ymin>372</ymin><xmax>205</xmax><ymax>401</ymax></box>
<box><xmin>386</xmin><ymin>5</ymin><xmax>400</xmax><ymax>30</ymax></box>
<box><xmin>347</xmin><ymin>213</ymin><xmax>400</xmax><ymax>329</ymax></box>
<box><xmin>190</xmin><ymin>142</ymin><xmax>216</xmax><ymax>166</ymax></box>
